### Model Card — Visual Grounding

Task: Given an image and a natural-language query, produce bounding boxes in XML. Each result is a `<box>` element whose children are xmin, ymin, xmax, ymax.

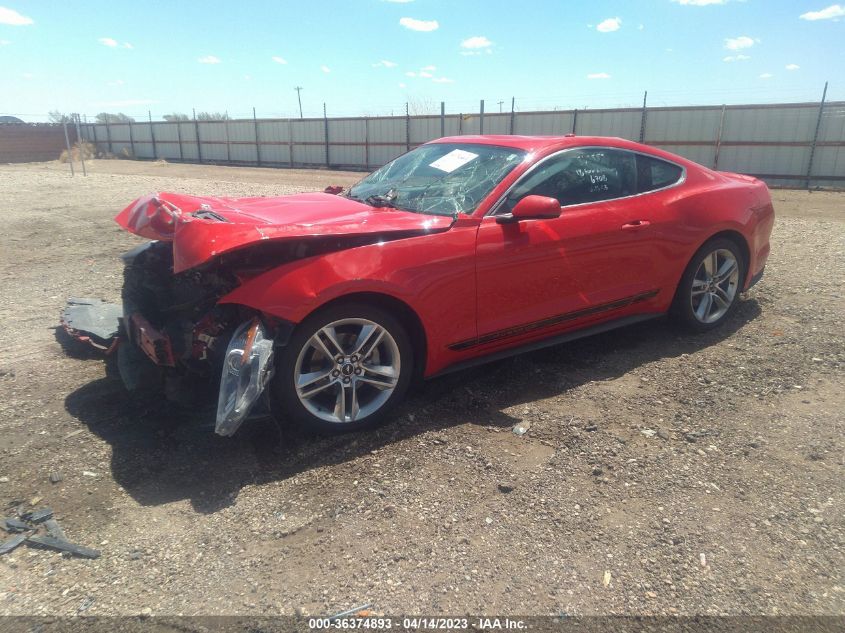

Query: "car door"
<box><xmin>474</xmin><ymin>147</ymin><xmax>658</xmax><ymax>345</ymax></box>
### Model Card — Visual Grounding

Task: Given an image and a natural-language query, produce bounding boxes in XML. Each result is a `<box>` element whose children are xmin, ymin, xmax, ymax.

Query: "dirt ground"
<box><xmin>0</xmin><ymin>159</ymin><xmax>842</xmax><ymax>618</ymax></box>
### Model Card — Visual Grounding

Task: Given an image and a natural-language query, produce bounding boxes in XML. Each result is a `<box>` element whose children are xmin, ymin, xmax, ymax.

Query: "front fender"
<box><xmin>218</xmin><ymin>224</ymin><xmax>480</xmax><ymax>376</ymax></box>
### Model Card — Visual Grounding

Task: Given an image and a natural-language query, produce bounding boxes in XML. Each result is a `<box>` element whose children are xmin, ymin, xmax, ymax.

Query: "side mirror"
<box><xmin>497</xmin><ymin>195</ymin><xmax>561</xmax><ymax>224</ymax></box>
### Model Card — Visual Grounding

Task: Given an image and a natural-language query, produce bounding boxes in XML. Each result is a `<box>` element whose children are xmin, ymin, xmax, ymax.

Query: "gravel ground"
<box><xmin>0</xmin><ymin>160</ymin><xmax>842</xmax><ymax>618</ymax></box>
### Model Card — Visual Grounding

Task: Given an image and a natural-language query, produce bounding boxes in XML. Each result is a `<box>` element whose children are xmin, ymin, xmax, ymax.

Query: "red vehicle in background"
<box><xmin>62</xmin><ymin>135</ymin><xmax>774</xmax><ymax>436</ymax></box>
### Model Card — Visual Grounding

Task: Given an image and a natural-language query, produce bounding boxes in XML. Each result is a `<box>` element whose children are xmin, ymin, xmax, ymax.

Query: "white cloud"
<box><xmin>587</xmin><ymin>72</ymin><xmax>611</xmax><ymax>79</ymax></box>
<box><xmin>724</xmin><ymin>35</ymin><xmax>756</xmax><ymax>50</ymax></box>
<box><xmin>372</xmin><ymin>60</ymin><xmax>398</xmax><ymax>67</ymax></box>
<box><xmin>759</xmin><ymin>73</ymin><xmax>773</xmax><ymax>79</ymax></box>
<box><xmin>419</xmin><ymin>71</ymin><xmax>433</xmax><ymax>78</ymax></box>
<box><xmin>800</xmin><ymin>4</ymin><xmax>845</xmax><ymax>20</ymax></box>
<box><xmin>123</xmin><ymin>42</ymin><xmax>133</xmax><ymax>49</ymax></box>
<box><xmin>785</xmin><ymin>63</ymin><xmax>800</xmax><ymax>70</ymax></box>
<box><xmin>321</xmin><ymin>65</ymin><xmax>331</xmax><ymax>73</ymax></box>
<box><xmin>421</xmin><ymin>65</ymin><xmax>436</xmax><ymax>71</ymax></box>
<box><xmin>672</xmin><ymin>0</ymin><xmax>729</xmax><ymax>5</ymax></box>
<box><xmin>198</xmin><ymin>55</ymin><xmax>221</xmax><ymax>64</ymax></box>
<box><xmin>0</xmin><ymin>39</ymin><xmax>10</xmax><ymax>45</ymax></box>
<box><xmin>596</xmin><ymin>17</ymin><xmax>621</xmax><ymax>32</ymax></box>
<box><xmin>21</xmin><ymin>72</ymin><xmax>33</xmax><ymax>79</ymax></box>
<box><xmin>107</xmin><ymin>79</ymin><xmax>125</xmax><ymax>86</ymax></box>
<box><xmin>637</xmin><ymin>24</ymin><xmax>644</xmax><ymax>30</ymax></box>
<box><xmin>0</xmin><ymin>7</ymin><xmax>33</xmax><ymax>25</ymax></box>
<box><xmin>723</xmin><ymin>54</ymin><xmax>751</xmax><ymax>62</ymax></box>
<box><xmin>399</xmin><ymin>17</ymin><xmax>439</xmax><ymax>31</ymax></box>
<box><xmin>432</xmin><ymin>77</ymin><xmax>455</xmax><ymax>83</ymax></box>
<box><xmin>405</xmin><ymin>71</ymin><xmax>417</xmax><ymax>77</ymax></box>
<box><xmin>399</xmin><ymin>82</ymin><xmax>407</xmax><ymax>88</ymax></box>
<box><xmin>461</xmin><ymin>35</ymin><xmax>492</xmax><ymax>49</ymax></box>
<box><xmin>271</xmin><ymin>56</ymin><xmax>288</xmax><ymax>64</ymax></box>
<box><xmin>99</xmin><ymin>37</ymin><xmax>118</xmax><ymax>47</ymax></box>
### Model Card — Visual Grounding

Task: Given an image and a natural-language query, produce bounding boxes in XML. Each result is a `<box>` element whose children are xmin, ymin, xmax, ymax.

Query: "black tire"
<box><xmin>670</xmin><ymin>237</ymin><xmax>746</xmax><ymax>333</ymax></box>
<box><xmin>271</xmin><ymin>302</ymin><xmax>414</xmax><ymax>434</ymax></box>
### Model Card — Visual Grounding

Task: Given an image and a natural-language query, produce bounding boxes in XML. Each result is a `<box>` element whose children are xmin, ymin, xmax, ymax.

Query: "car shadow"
<box><xmin>64</xmin><ymin>299</ymin><xmax>761</xmax><ymax>513</ymax></box>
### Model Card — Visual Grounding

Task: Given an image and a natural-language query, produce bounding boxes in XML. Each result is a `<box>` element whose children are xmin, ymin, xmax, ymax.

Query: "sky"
<box><xmin>1</xmin><ymin>0</ymin><xmax>843</xmax><ymax>122</ymax></box>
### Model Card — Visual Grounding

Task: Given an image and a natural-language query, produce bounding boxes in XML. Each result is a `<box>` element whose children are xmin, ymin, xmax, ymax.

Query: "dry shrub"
<box><xmin>58</xmin><ymin>141</ymin><xmax>97</xmax><ymax>163</ymax></box>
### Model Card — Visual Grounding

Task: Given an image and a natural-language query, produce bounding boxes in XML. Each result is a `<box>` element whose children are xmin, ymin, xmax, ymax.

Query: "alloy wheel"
<box><xmin>690</xmin><ymin>248</ymin><xmax>740</xmax><ymax>324</ymax></box>
<box><xmin>293</xmin><ymin>318</ymin><xmax>401</xmax><ymax>424</ymax></box>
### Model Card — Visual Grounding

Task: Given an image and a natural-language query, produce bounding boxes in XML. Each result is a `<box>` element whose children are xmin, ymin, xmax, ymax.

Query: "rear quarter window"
<box><xmin>636</xmin><ymin>154</ymin><xmax>684</xmax><ymax>193</ymax></box>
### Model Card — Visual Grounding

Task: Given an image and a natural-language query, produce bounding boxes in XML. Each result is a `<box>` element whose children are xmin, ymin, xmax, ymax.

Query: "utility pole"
<box><xmin>295</xmin><ymin>86</ymin><xmax>303</xmax><ymax>118</ymax></box>
<box><xmin>497</xmin><ymin>100</ymin><xmax>504</xmax><ymax>113</ymax></box>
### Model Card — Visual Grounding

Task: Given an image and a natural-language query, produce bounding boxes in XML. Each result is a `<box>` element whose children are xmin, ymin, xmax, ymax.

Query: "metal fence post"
<box><xmin>405</xmin><ymin>102</ymin><xmax>410</xmax><ymax>151</ymax></box>
<box><xmin>74</xmin><ymin>114</ymin><xmax>86</xmax><ymax>176</ymax></box>
<box><xmin>324</xmin><ymin>103</ymin><xmax>330</xmax><ymax>167</ymax></box>
<box><xmin>440</xmin><ymin>102</ymin><xmax>445</xmax><ymax>138</ymax></box>
<box><xmin>224</xmin><ymin>118</ymin><xmax>231</xmax><ymax>163</ymax></box>
<box><xmin>128</xmin><ymin>119</ymin><xmax>135</xmax><ymax>157</ymax></box>
<box><xmin>713</xmin><ymin>104</ymin><xmax>727</xmax><ymax>170</ymax></box>
<box><xmin>458</xmin><ymin>113</ymin><xmax>463</xmax><ymax>135</ymax></box>
<box><xmin>510</xmin><ymin>97</ymin><xmax>515</xmax><ymax>134</ymax></box>
<box><xmin>194</xmin><ymin>108</ymin><xmax>203</xmax><ymax>163</ymax></box>
<box><xmin>288</xmin><ymin>117</ymin><xmax>294</xmax><ymax>168</ymax></box>
<box><xmin>148</xmin><ymin>111</ymin><xmax>157</xmax><ymax>159</ymax></box>
<box><xmin>364</xmin><ymin>117</ymin><xmax>370</xmax><ymax>169</ymax></box>
<box><xmin>176</xmin><ymin>120</ymin><xmax>184</xmax><ymax>161</ymax></box>
<box><xmin>572</xmin><ymin>109</ymin><xmax>578</xmax><ymax>134</ymax></box>
<box><xmin>253</xmin><ymin>107</ymin><xmax>261</xmax><ymax>166</ymax></box>
<box><xmin>806</xmin><ymin>81</ymin><xmax>828</xmax><ymax>190</ymax></box>
<box><xmin>105</xmin><ymin>119</ymin><xmax>113</xmax><ymax>155</ymax></box>
<box><xmin>639</xmin><ymin>91</ymin><xmax>648</xmax><ymax>143</ymax></box>
<box><xmin>479</xmin><ymin>99</ymin><xmax>485</xmax><ymax>134</ymax></box>
<box><xmin>62</xmin><ymin>120</ymin><xmax>75</xmax><ymax>177</ymax></box>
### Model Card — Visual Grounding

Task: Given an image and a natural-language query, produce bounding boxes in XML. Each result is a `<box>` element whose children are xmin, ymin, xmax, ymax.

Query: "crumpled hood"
<box><xmin>115</xmin><ymin>192</ymin><xmax>454</xmax><ymax>272</ymax></box>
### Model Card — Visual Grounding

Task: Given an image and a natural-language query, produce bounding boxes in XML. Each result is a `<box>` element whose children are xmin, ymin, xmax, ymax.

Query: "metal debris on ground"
<box><xmin>4</xmin><ymin>517</ymin><xmax>30</xmax><ymax>533</ymax></box>
<box><xmin>49</xmin><ymin>472</ymin><xmax>64</xmax><ymax>484</ymax></box>
<box><xmin>26</xmin><ymin>535</ymin><xmax>101</xmax><ymax>559</ymax></box>
<box><xmin>44</xmin><ymin>518</ymin><xmax>66</xmax><ymax>540</ymax></box>
<box><xmin>0</xmin><ymin>533</ymin><xmax>27</xmax><ymax>555</ymax></box>
<box><xmin>22</xmin><ymin>507</ymin><xmax>54</xmax><ymax>523</ymax></box>
<box><xmin>0</xmin><ymin>504</ymin><xmax>101</xmax><ymax>559</ymax></box>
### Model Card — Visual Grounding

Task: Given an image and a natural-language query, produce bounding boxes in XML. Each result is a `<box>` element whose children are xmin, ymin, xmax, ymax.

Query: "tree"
<box><xmin>195</xmin><ymin>111</ymin><xmax>230</xmax><ymax>121</ymax></box>
<box><xmin>94</xmin><ymin>112</ymin><xmax>135</xmax><ymax>124</ymax></box>
<box><xmin>163</xmin><ymin>113</ymin><xmax>190</xmax><ymax>122</ymax></box>
<box><xmin>48</xmin><ymin>110</ymin><xmax>71</xmax><ymax>124</ymax></box>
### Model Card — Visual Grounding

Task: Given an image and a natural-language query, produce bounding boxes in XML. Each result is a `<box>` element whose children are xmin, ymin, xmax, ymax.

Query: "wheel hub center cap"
<box><xmin>341</xmin><ymin>363</ymin><xmax>355</xmax><ymax>376</ymax></box>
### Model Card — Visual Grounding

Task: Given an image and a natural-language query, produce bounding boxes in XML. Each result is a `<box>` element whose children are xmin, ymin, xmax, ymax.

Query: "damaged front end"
<box><xmin>62</xmin><ymin>239</ymin><xmax>278</xmax><ymax>435</ymax></box>
<box><xmin>61</xmin><ymin>190</ymin><xmax>453</xmax><ymax>436</ymax></box>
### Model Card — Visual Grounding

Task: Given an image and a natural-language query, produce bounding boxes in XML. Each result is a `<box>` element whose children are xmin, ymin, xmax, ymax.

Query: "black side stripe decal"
<box><xmin>448</xmin><ymin>289</ymin><xmax>660</xmax><ymax>351</ymax></box>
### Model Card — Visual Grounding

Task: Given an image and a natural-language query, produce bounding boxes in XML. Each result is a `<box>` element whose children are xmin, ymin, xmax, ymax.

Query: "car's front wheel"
<box><xmin>672</xmin><ymin>237</ymin><xmax>745</xmax><ymax>332</ymax></box>
<box><xmin>272</xmin><ymin>303</ymin><xmax>413</xmax><ymax>433</ymax></box>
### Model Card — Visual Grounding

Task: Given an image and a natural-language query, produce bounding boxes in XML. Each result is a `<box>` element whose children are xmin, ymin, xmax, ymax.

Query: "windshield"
<box><xmin>347</xmin><ymin>143</ymin><xmax>527</xmax><ymax>216</ymax></box>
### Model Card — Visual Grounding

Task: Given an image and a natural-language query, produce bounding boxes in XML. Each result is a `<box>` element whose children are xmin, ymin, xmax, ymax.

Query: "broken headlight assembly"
<box><xmin>215</xmin><ymin>318</ymin><xmax>275</xmax><ymax>436</ymax></box>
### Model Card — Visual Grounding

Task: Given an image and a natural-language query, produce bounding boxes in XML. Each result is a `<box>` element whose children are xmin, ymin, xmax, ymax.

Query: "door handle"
<box><xmin>621</xmin><ymin>220</ymin><xmax>650</xmax><ymax>230</ymax></box>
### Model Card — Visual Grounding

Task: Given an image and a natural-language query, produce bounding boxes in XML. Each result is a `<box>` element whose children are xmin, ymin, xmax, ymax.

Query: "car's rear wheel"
<box><xmin>671</xmin><ymin>237</ymin><xmax>745</xmax><ymax>332</ymax></box>
<box><xmin>272</xmin><ymin>303</ymin><xmax>413</xmax><ymax>433</ymax></box>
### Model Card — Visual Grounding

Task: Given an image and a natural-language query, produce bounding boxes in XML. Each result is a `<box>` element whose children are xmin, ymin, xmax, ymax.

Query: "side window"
<box><xmin>501</xmin><ymin>148</ymin><xmax>637</xmax><ymax>213</ymax></box>
<box><xmin>636</xmin><ymin>154</ymin><xmax>683</xmax><ymax>193</ymax></box>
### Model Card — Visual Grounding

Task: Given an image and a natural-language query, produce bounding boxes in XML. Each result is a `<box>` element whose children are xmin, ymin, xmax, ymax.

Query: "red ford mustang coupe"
<box><xmin>62</xmin><ymin>135</ymin><xmax>774</xmax><ymax>436</ymax></box>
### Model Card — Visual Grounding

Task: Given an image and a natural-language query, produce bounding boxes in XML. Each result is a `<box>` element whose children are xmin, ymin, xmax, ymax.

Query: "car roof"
<box><xmin>429</xmin><ymin>134</ymin><xmax>701</xmax><ymax>169</ymax></box>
